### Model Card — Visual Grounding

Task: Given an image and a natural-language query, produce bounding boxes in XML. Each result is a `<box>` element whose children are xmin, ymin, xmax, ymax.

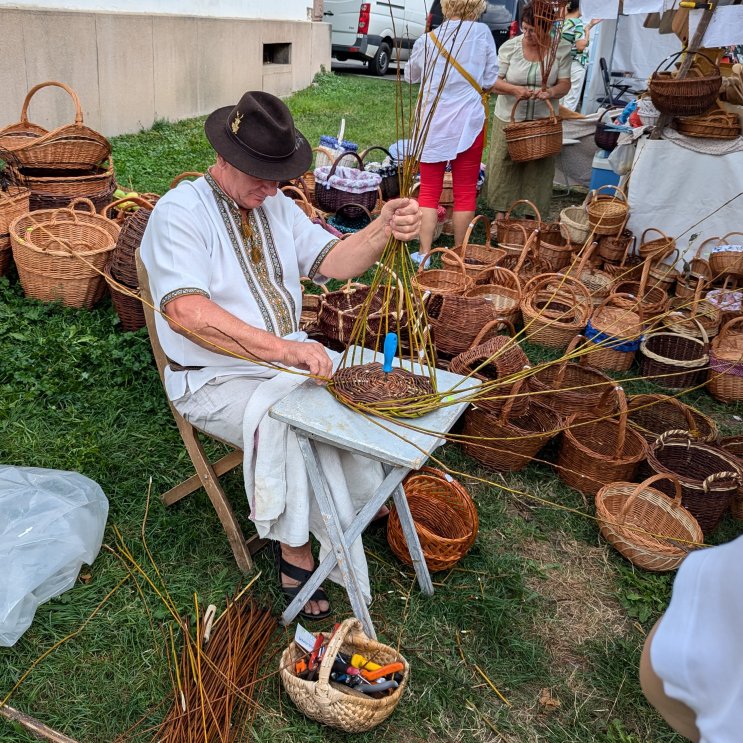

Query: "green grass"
<box><xmin>1</xmin><ymin>70</ymin><xmax>742</xmax><ymax>742</ymax></box>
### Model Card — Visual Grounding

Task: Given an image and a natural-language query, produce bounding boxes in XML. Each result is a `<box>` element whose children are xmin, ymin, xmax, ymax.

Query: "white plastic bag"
<box><xmin>0</xmin><ymin>466</ymin><xmax>108</xmax><ymax>646</ymax></box>
<box><xmin>607</xmin><ymin>142</ymin><xmax>635</xmax><ymax>175</ymax></box>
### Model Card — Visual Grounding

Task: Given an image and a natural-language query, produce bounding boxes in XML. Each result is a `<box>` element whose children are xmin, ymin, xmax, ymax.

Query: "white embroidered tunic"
<box><xmin>140</xmin><ymin>173</ymin><xmax>339</xmax><ymax>400</ymax></box>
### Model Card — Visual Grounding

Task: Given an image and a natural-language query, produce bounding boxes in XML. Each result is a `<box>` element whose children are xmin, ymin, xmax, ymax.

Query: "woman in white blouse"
<box><xmin>485</xmin><ymin>2</ymin><xmax>571</xmax><ymax>220</ymax></box>
<box><xmin>405</xmin><ymin>0</ymin><xmax>498</xmax><ymax>255</ymax></box>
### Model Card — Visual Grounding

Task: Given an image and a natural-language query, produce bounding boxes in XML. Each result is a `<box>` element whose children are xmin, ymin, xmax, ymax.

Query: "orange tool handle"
<box><xmin>361</xmin><ymin>662</ymin><xmax>404</xmax><ymax>682</ymax></box>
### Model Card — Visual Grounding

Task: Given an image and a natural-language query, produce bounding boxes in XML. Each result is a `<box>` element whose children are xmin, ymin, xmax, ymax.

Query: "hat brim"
<box><xmin>204</xmin><ymin>105</ymin><xmax>312</xmax><ymax>181</ymax></box>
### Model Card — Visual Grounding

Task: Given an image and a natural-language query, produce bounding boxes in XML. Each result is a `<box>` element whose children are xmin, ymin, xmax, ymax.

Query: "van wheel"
<box><xmin>370</xmin><ymin>42</ymin><xmax>391</xmax><ymax>76</ymax></box>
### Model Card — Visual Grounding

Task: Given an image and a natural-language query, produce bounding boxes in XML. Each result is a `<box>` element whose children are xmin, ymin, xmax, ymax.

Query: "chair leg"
<box><xmin>162</xmin><ymin>450</ymin><xmax>243</xmax><ymax>506</ymax></box>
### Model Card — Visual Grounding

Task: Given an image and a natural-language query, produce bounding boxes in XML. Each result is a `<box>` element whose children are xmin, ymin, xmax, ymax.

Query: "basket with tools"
<box><xmin>387</xmin><ymin>467</ymin><xmax>478</xmax><ymax>572</ymax></box>
<box><xmin>280</xmin><ymin>617</ymin><xmax>409</xmax><ymax>733</ymax></box>
<box><xmin>595</xmin><ymin>474</ymin><xmax>703</xmax><ymax>572</ymax></box>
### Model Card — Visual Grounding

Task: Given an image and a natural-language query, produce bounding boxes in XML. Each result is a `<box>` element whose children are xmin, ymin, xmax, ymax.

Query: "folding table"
<box><xmin>268</xmin><ymin>346</ymin><xmax>478</xmax><ymax>639</ymax></box>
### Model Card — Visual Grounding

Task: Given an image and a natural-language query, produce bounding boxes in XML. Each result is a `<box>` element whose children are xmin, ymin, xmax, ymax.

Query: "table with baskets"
<box><xmin>268</xmin><ymin>346</ymin><xmax>479</xmax><ymax>640</ymax></box>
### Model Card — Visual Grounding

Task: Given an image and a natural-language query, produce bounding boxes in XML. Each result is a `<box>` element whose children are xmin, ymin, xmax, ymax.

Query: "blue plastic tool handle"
<box><xmin>383</xmin><ymin>332</ymin><xmax>398</xmax><ymax>373</ymax></box>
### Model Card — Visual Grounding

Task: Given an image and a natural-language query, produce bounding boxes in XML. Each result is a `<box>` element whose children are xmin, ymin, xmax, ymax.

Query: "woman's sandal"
<box><xmin>277</xmin><ymin>550</ymin><xmax>332</xmax><ymax>621</ymax></box>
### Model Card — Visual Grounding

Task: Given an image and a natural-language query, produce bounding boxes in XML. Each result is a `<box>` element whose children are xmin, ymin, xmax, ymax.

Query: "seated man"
<box><xmin>140</xmin><ymin>91</ymin><xmax>421</xmax><ymax>619</ymax></box>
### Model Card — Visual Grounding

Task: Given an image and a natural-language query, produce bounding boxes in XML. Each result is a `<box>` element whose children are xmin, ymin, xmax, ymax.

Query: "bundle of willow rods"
<box><xmin>155</xmin><ymin>595</ymin><xmax>276</xmax><ymax>743</ymax></box>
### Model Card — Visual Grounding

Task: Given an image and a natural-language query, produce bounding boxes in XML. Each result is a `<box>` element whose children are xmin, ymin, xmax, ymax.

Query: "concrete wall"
<box><xmin>0</xmin><ymin>0</ymin><xmax>313</xmax><ymax>21</ymax></box>
<box><xmin>0</xmin><ymin>9</ymin><xmax>331</xmax><ymax>138</ymax></box>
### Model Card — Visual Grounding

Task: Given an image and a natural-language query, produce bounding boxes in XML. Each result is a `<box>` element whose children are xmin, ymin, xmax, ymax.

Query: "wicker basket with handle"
<box><xmin>638</xmin><ymin>227</ymin><xmax>676</xmax><ymax>262</ymax></box>
<box><xmin>359</xmin><ymin>145</ymin><xmax>400</xmax><ymax>201</ymax></box>
<box><xmin>595</xmin><ymin>474</ymin><xmax>704</xmax><ymax>572</ymax></box>
<box><xmin>708</xmin><ymin>232</ymin><xmax>743</xmax><ymax>279</ymax></box>
<box><xmin>504</xmin><ymin>99</ymin><xmax>563</xmax><ymax>163</ymax></box>
<box><xmin>0</xmin><ymin>81</ymin><xmax>111</xmax><ymax>170</ymax></box>
<box><xmin>558</xmin><ymin>242</ymin><xmax>613</xmax><ymax>307</ymax></box>
<box><xmin>411</xmin><ymin>247</ymin><xmax>473</xmax><ymax>298</ymax></box>
<box><xmin>609</xmin><ymin>259</ymin><xmax>670</xmax><ymax>324</ymax></box>
<box><xmin>583</xmin><ymin>292</ymin><xmax>643</xmax><ymax>371</ymax></box>
<box><xmin>559</xmin><ymin>203</ymin><xmax>592</xmax><ymax>245</ymax></box>
<box><xmin>279</xmin><ymin>617</ymin><xmax>409</xmax><ymax>732</ymax></box>
<box><xmin>627</xmin><ymin>393</ymin><xmax>719</xmax><ymax>445</ymax></box>
<box><xmin>707</xmin><ymin>316</ymin><xmax>743</xmax><ymax>403</ymax></box>
<box><xmin>103</xmin><ymin>263</ymin><xmax>145</xmax><ymax>332</ymax></box>
<box><xmin>586</xmin><ymin>185</ymin><xmax>628</xmax><ymax>237</ymax></box>
<box><xmin>463</xmin><ymin>266</ymin><xmax>522</xmax><ymax>328</ymax></box>
<box><xmin>557</xmin><ymin>386</ymin><xmax>647</xmax><ymax>496</ymax></box>
<box><xmin>314</xmin><ymin>151</ymin><xmax>381</xmax><ymax>218</ymax></box>
<box><xmin>387</xmin><ymin>466</ymin><xmax>478</xmax><ymax>571</ymax></box>
<box><xmin>639</xmin><ymin>319</ymin><xmax>709</xmax><ymax>390</ymax></box>
<box><xmin>649</xmin><ymin>51</ymin><xmax>722</xmax><ymax>117</ymax></box>
<box><xmin>494</xmin><ymin>199</ymin><xmax>559</xmax><ymax>249</ymax></box>
<box><xmin>443</xmin><ymin>214</ymin><xmax>506</xmax><ymax>281</ymax></box>
<box><xmin>674</xmin><ymin>110</ymin><xmax>741</xmax><ymax>140</ymax></box>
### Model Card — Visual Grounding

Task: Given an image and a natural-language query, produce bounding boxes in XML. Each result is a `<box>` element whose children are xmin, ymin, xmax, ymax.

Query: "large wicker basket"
<box><xmin>504</xmin><ymin>99</ymin><xmax>562</xmax><ymax>163</ymax></box>
<box><xmin>0</xmin><ymin>81</ymin><xmax>111</xmax><ymax>170</ymax></box>
<box><xmin>649</xmin><ymin>52</ymin><xmax>722</xmax><ymax>118</ymax></box>
<box><xmin>708</xmin><ymin>232</ymin><xmax>743</xmax><ymax>280</ymax></box>
<box><xmin>387</xmin><ymin>467</ymin><xmax>478</xmax><ymax>572</ymax></box>
<box><xmin>595</xmin><ymin>474</ymin><xmax>704</xmax><ymax>572</ymax></box>
<box><xmin>639</xmin><ymin>321</ymin><xmax>709</xmax><ymax>391</ymax></box>
<box><xmin>9</xmin><ymin>199</ymin><xmax>119</xmax><ymax>308</ymax></box>
<box><xmin>279</xmin><ymin>617</ymin><xmax>408</xmax><ymax>733</ymax></box>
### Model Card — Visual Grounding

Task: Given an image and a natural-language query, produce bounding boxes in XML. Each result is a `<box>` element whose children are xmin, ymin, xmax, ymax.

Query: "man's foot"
<box><xmin>279</xmin><ymin>543</ymin><xmax>331</xmax><ymax>620</ymax></box>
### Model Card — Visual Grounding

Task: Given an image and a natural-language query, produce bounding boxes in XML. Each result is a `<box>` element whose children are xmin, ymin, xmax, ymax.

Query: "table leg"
<box><xmin>391</xmin><ymin>481</ymin><xmax>434</xmax><ymax>596</ymax></box>
<box><xmin>283</xmin><ymin>433</ymin><xmax>377</xmax><ymax>639</ymax></box>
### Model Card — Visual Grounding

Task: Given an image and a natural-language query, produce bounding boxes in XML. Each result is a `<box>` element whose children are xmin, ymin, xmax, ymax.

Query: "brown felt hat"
<box><xmin>204</xmin><ymin>91</ymin><xmax>311</xmax><ymax>181</ymax></box>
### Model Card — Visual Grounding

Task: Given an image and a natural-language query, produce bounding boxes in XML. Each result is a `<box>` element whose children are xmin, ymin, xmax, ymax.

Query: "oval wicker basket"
<box><xmin>463</xmin><ymin>267</ymin><xmax>522</xmax><ymax>328</ymax></box>
<box><xmin>674</xmin><ymin>110</ymin><xmax>741</xmax><ymax>140</ymax></box>
<box><xmin>586</xmin><ymin>185</ymin><xmax>628</xmax><ymax>236</ymax></box>
<box><xmin>504</xmin><ymin>98</ymin><xmax>562</xmax><ymax>163</ymax></box>
<box><xmin>644</xmin><ymin>430</ymin><xmax>742</xmax><ymax>535</ymax></box>
<box><xmin>314</xmin><ymin>150</ymin><xmax>381</xmax><ymax>218</ymax></box>
<box><xmin>558</xmin><ymin>242</ymin><xmax>613</xmax><ymax>307</ymax></box>
<box><xmin>638</xmin><ymin>227</ymin><xmax>676</xmax><ymax>262</ymax></box>
<box><xmin>317</xmin><ymin>282</ymin><xmax>386</xmax><ymax>346</ymax></box>
<box><xmin>279</xmin><ymin>617</ymin><xmax>409</xmax><ymax>733</ymax></box>
<box><xmin>443</xmin><ymin>214</ymin><xmax>505</xmax><ymax>280</ymax></box>
<box><xmin>0</xmin><ymin>81</ymin><xmax>111</xmax><ymax>170</ymax></box>
<box><xmin>412</xmin><ymin>247</ymin><xmax>473</xmax><ymax>298</ymax></box>
<box><xmin>626</xmin><ymin>393</ymin><xmax>719</xmax><ymax>444</ymax></box>
<box><xmin>9</xmin><ymin>199</ymin><xmax>119</xmax><ymax>308</ymax></box>
<box><xmin>595</xmin><ymin>474</ymin><xmax>704</xmax><ymax>572</ymax></box>
<box><xmin>559</xmin><ymin>204</ymin><xmax>591</xmax><ymax>245</ymax></box>
<box><xmin>557</xmin><ymin>386</ymin><xmax>647</xmax><ymax>496</ymax></box>
<box><xmin>639</xmin><ymin>320</ymin><xmax>709</xmax><ymax>390</ymax></box>
<box><xmin>649</xmin><ymin>51</ymin><xmax>722</xmax><ymax>117</ymax></box>
<box><xmin>497</xmin><ymin>228</ymin><xmax>553</xmax><ymax>281</ymax></box>
<box><xmin>387</xmin><ymin>466</ymin><xmax>478</xmax><ymax>572</ymax></box>
<box><xmin>495</xmin><ymin>199</ymin><xmax>560</xmax><ymax>250</ymax></box>
<box><xmin>359</xmin><ymin>145</ymin><xmax>401</xmax><ymax>201</ymax></box>
<box><xmin>708</xmin><ymin>232</ymin><xmax>743</xmax><ymax>279</ymax></box>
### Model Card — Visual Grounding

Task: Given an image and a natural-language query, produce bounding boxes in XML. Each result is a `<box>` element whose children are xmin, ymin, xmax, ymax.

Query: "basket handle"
<box><xmin>720</xmin><ymin>231</ymin><xmax>743</xmax><ymax>245</ymax></box>
<box><xmin>169</xmin><ymin>172</ymin><xmax>203</xmax><ymax>189</ymax></box>
<box><xmin>637</xmin><ymin>257</ymin><xmax>653</xmax><ymax>296</ymax></box>
<box><xmin>693</xmin><ymin>235</ymin><xmax>721</xmax><ymax>259</ymax></box>
<box><xmin>417</xmin><ymin>247</ymin><xmax>467</xmax><ymax>278</ymax></box>
<box><xmin>655</xmin><ymin>429</ymin><xmax>692</xmax><ymax>448</ymax></box>
<box><xmin>653</xmin><ymin>247</ymin><xmax>679</xmax><ymax>267</ymax></box>
<box><xmin>591</xmin><ymin>184</ymin><xmax>627</xmax><ymax>204</ymax></box>
<box><xmin>504</xmin><ymin>199</ymin><xmax>542</xmax><ymax>224</ymax></box>
<box><xmin>575</xmin><ymin>241</ymin><xmax>598</xmax><ymax>276</ymax></box>
<box><xmin>461</xmin><ymin>214</ymin><xmax>493</xmax><ymax>252</ymax></box>
<box><xmin>716</xmin><ymin>316</ymin><xmax>743</xmax><ymax>344</ymax></box>
<box><xmin>509</xmin><ymin>97</ymin><xmax>557</xmax><ymax>124</ymax></box>
<box><xmin>702</xmin><ymin>471</ymin><xmax>741</xmax><ymax>492</ymax></box>
<box><xmin>553</xmin><ymin>334</ymin><xmax>586</xmax><ymax>388</ymax></box>
<box><xmin>314</xmin><ymin>617</ymin><xmax>365</xmax><ymax>687</ymax></box>
<box><xmin>612</xmin><ymin>386</ymin><xmax>628</xmax><ymax>458</ymax></box>
<box><xmin>497</xmin><ymin>376</ymin><xmax>528</xmax><ymax>423</ymax></box>
<box><xmin>329</xmin><ymin>150</ymin><xmax>365</xmax><ymax>177</ymax></box>
<box><xmin>300</xmin><ymin>276</ymin><xmax>329</xmax><ymax>295</ymax></box>
<box><xmin>19</xmin><ymin>80</ymin><xmax>84</xmax><ymax>126</ymax></box>
<box><xmin>358</xmin><ymin>145</ymin><xmax>394</xmax><ymax>165</ymax></box>
<box><xmin>653</xmin><ymin>49</ymin><xmax>718</xmax><ymax>76</ymax></box>
<box><xmin>514</xmin><ymin>228</ymin><xmax>539</xmax><ymax>274</ymax></box>
<box><xmin>62</xmin><ymin>197</ymin><xmax>97</xmax><ymax>214</ymax></box>
<box><xmin>280</xmin><ymin>184</ymin><xmax>313</xmax><ymax>206</ymax></box>
<box><xmin>469</xmin><ymin>318</ymin><xmax>517</xmax><ymax>349</ymax></box>
<box><xmin>335</xmin><ymin>202</ymin><xmax>374</xmax><ymax>223</ymax></box>
<box><xmin>640</xmin><ymin>227</ymin><xmax>672</xmax><ymax>247</ymax></box>
<box><xmin>616</xmin><ymin>473</ymin><xmax>684</xmax><ymax>524</ymax></box>
<box><xmin>102</xmin><ymin>195</ymin><xmax>156</xmax><ymax>218</ymax></box>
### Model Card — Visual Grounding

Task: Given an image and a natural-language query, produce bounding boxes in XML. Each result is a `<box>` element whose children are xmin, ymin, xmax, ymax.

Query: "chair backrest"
<box><xmin>135</xmin><ymin>248</ymin><xmax>169</xmax><ymax>386</ymax></box>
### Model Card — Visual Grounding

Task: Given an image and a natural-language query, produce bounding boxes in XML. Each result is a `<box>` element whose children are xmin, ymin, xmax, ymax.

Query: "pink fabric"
<box><xmin>417</xmin><ymin>128</ymin><xmax>485</xmax><ymax>210</ymax></box>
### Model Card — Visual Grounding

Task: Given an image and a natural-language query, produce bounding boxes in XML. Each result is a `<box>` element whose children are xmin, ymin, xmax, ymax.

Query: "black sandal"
<box><xmin>276</xmin><ymin>546</ymin><xmax>332</xmax><ymax>621</ymax></box>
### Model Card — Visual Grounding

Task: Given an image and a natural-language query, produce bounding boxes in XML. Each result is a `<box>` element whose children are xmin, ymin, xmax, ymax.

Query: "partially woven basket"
<box><xmin>387</xmin><ymin>466</ymin><xmax>478</xmax><ymax>572</ymax></box>
<box><xmin>279</xmin><ymin>617</ymin><xmax>409</xmax><ymax>733</ymax></box>
<box><xmin>595</xmin><ymin>474</ymin><xmax>704</xmax><ymax>572</ymax></box>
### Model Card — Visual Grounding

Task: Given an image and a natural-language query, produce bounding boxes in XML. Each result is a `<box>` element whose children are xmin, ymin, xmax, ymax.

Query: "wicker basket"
<box><xmin>627</xmin><ymin>393</ymin><xmax>719</xmax><ymax>445</ymax></box>
<box><xmin>602</xmin><ymin>251</ymin><xmax>643</xmax><ymax>283</ymax></box>
<box><xmin>597</xmin><ymin>226</ymin><xmax>633</xmax><ymax>264</ymax></box>
<box><xmin>504</xmin><ymin>99</ymin><xmax>562</xmax><ymax>163</ymax></box>
<box><xmin>495</xmin><ymin>199</ymin><xmax>559</xmax><ymax>250</ymax></box>
<box><xmin>520</xmin><ymin>273</ymin><xmax>592</xmax><ymax>349</ymax></box>
<box><xmin>583</xmin><ymin>292</ymin><xmax>643</xmax><ymax>371</ymax></box>
<box><xmin>0</xmin><ymin>185</ymin><xmax>30</xmax><ymax>275</ymax></box>
<box><xmin>387</xmin><ymin>466</ymin><xmax>478</xmax><ymax>571</ymax></box>
<box><xmin>638</xmin><ymin>227</ymin><xmax>676</xmax><ymax>262</ymax></box>
<box><xmin>609</xmin><ymin>259</ymin><xmax>670</xmax><ymax>324</ymax></box>
<box><xmin>558</xmin><ymin>242</ymin><xmax>613</xmax><ymax>307</ymax></box>
<box><xmin>104</xmin><ymin>263</ymin><xmax>145</xmax><ymax>332</ymax></box>
<box><xmin>497</xmin><ymin>228</ymin><xmax>553</xmax><ymax>281</ymax></box>
<box><xmin>449</xmin><ymin>320</ymin><xmax>530</xmax><ymax>416</ymax></box>
<box><xmin>314</xmin><ymin>151</ymin><xmax>381</xmax><ymax>218</ymax></box>
<box><xmin>649</xmin><ymin>52</ymin><xmax>722</xmax><ymax>117</ymax></box>
<box><xmin>9</xmin><ymin>199</ymin><xmax>119</xmax><ymax>308</ymax></box>
<box><xmin>586</xmin><ymin>185</ymin><xmax>628</xmax><ymax>236</ymax></box>
<box><xmin>644</xmin><ymin>430</ymin><xmax>742</xmax><ymax>535</ymax></box>
<box><xmin>105</xmin><ymin>196</ymin><xmax>158</xmax><ymax>289</ymax></box>
<box><xmin>412</xmin><ymin>248</ymin><xmax>473</xmax><ymax>298</ymax></box>
<box><xmin>538</xmin><ymin>229</ymin><xmax>574</xmax><ymax>271</ymax></box>
<box><xmin>707</xmin><ymin>316</ymin><xmax>743</xmax><ymax>402</ymax></box>
<box><xmin>0</xmin><ymin>81</ymin><xmax>111</xmax><ymax>170</ymax></box>
<box><xmin>279</xmin><ymin>617</ymin><xmax>408</xmax><ymax>733</ymax></box>
<box><xmin>280</xmin><ymin>184</ymin><xmax>317</xmax><ymax>219</ymax></box>
<box><xmin>462</xmin><ymin>379</ymin><xmax>560</xmax><ymax>472</ymax></box>
<box><xmin>559</xmin><ymin>204</ymin><xmax>592</xmax><ymax>245</ymax></box>
<box><xmin>674</xmin><ymin>110</ymin><xmax>741</xmax><ymax>140</ymax></box>
<box><xmin>595</xmin><ymin>474</ymin><xmax>704</xmax><ymax>571</ymax></box>
<box><xmin>557</xmin><ymin>386</ymin><xmax>647</xmax><ymax>496</ymax></box>
<box><xmin>647</xmin><ymin>249</ymin><xmax>682</xmax><ymax>294</ymax></box>
<box><xmin>463</xmin><ymin>267</ymin><xmax>522</xmax><ymax>328</ymax></box>
<box><xmin>720</xmin><ymin>436</ymin><xmax>743</xmax><ymax>520</ymax></box>
<box><xmin>639</xmin><ymin>320</ymin><xmax>709</xmax><ymax>390</ymax></box>
<box><xmin>359</xmin><ymin>145</ymin><xmax>400</xmax><ymax>201</ymax></box>
<box><xmin>528</xmin><ymin>335</ymin><xmax>617</xmax><ymax>418</ymax></box>
<box><xmin>299</xmin><ymin>278</ymin><xmax>329</xmax><ymax>332</ymax></box>
<box><xmin>443</xmin><ymin>214</ymin><xmax>506</xmax><ymax>280</ymax></box>
<box><xmin>708</xmin><ymin>232</ymin><xmax>743</xmax><ymax>279</ymax></box>
<box><xmin>317</xmin><ymin>281</ymin><xmax>386</xmax><ymax>346</ymax></box>
<box><xmin>594</xmin><ymin>108</ymin><xmax>622</xmax><ymax>152</ymax></box>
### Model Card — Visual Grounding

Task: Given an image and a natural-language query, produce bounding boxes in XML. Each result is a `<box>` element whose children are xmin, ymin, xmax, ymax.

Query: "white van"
<box><xmin>324</xmin><ymin>0</ymin><xmax>428</xmax><ymax>76</ymax></box>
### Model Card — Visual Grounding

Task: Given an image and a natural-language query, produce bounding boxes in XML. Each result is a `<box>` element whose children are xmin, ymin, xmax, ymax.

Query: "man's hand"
<box><xmin>379</xmin><ymin>197</ymin><xmax>422</xmax><ymax>242</ymax></box>
<box><xmin>279</xmin><ymin>339</ymin><xmax>333</xmax><ymax>383</ymax></box>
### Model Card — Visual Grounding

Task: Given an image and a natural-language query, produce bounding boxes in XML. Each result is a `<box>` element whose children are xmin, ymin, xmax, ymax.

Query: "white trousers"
<box><xmin>561</xmin><ymin>59</ymin><xmax>587</xmax><ymax>112</ymax></box>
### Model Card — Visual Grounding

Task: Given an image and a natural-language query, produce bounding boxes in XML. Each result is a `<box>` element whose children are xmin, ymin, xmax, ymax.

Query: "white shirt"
<box><xmin>139</xmin><ymin>174</ymin><xmax>338</xmax><ymax>400</ymax></box>
<box><xmin>651</xmin><ymin>535</ymin><xmax>743</xmax><ymax>743</ymax></box>
<box><xmin>404</xmin><ymin>20</ymin><xmax>498</xmax><ymax>163</ymax></box>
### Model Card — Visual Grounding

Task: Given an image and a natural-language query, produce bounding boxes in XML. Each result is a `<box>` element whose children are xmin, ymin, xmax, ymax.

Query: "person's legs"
<box><xmin>450</xmin><ymin>128</ymin><xmax>485</xmax><ymax>246</ymax></box>
<box><xmin>640</xmin><ymin>618</ymin><xmax>701</xmax><ymax>742</ymax></box>
<box><xmin>417</xmin><ymin>160</ymin><xmax>447</xmax><ymax>255</ymax></box>
<box><xmin>561</xmin><ymin>59</ymin><xmax>587</xmax><ymax>111</ymax></box>
<box><xmin>173</xmin><ymin>375</ymin><xmax>330</xmax><ymax>617</ymax></box>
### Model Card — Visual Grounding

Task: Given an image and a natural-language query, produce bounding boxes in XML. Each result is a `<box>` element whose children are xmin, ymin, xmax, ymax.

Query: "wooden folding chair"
<box><xmin>135</xmin><ymin>250</ymin><xmax>265</xmax><ymax>572</ymax></box>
